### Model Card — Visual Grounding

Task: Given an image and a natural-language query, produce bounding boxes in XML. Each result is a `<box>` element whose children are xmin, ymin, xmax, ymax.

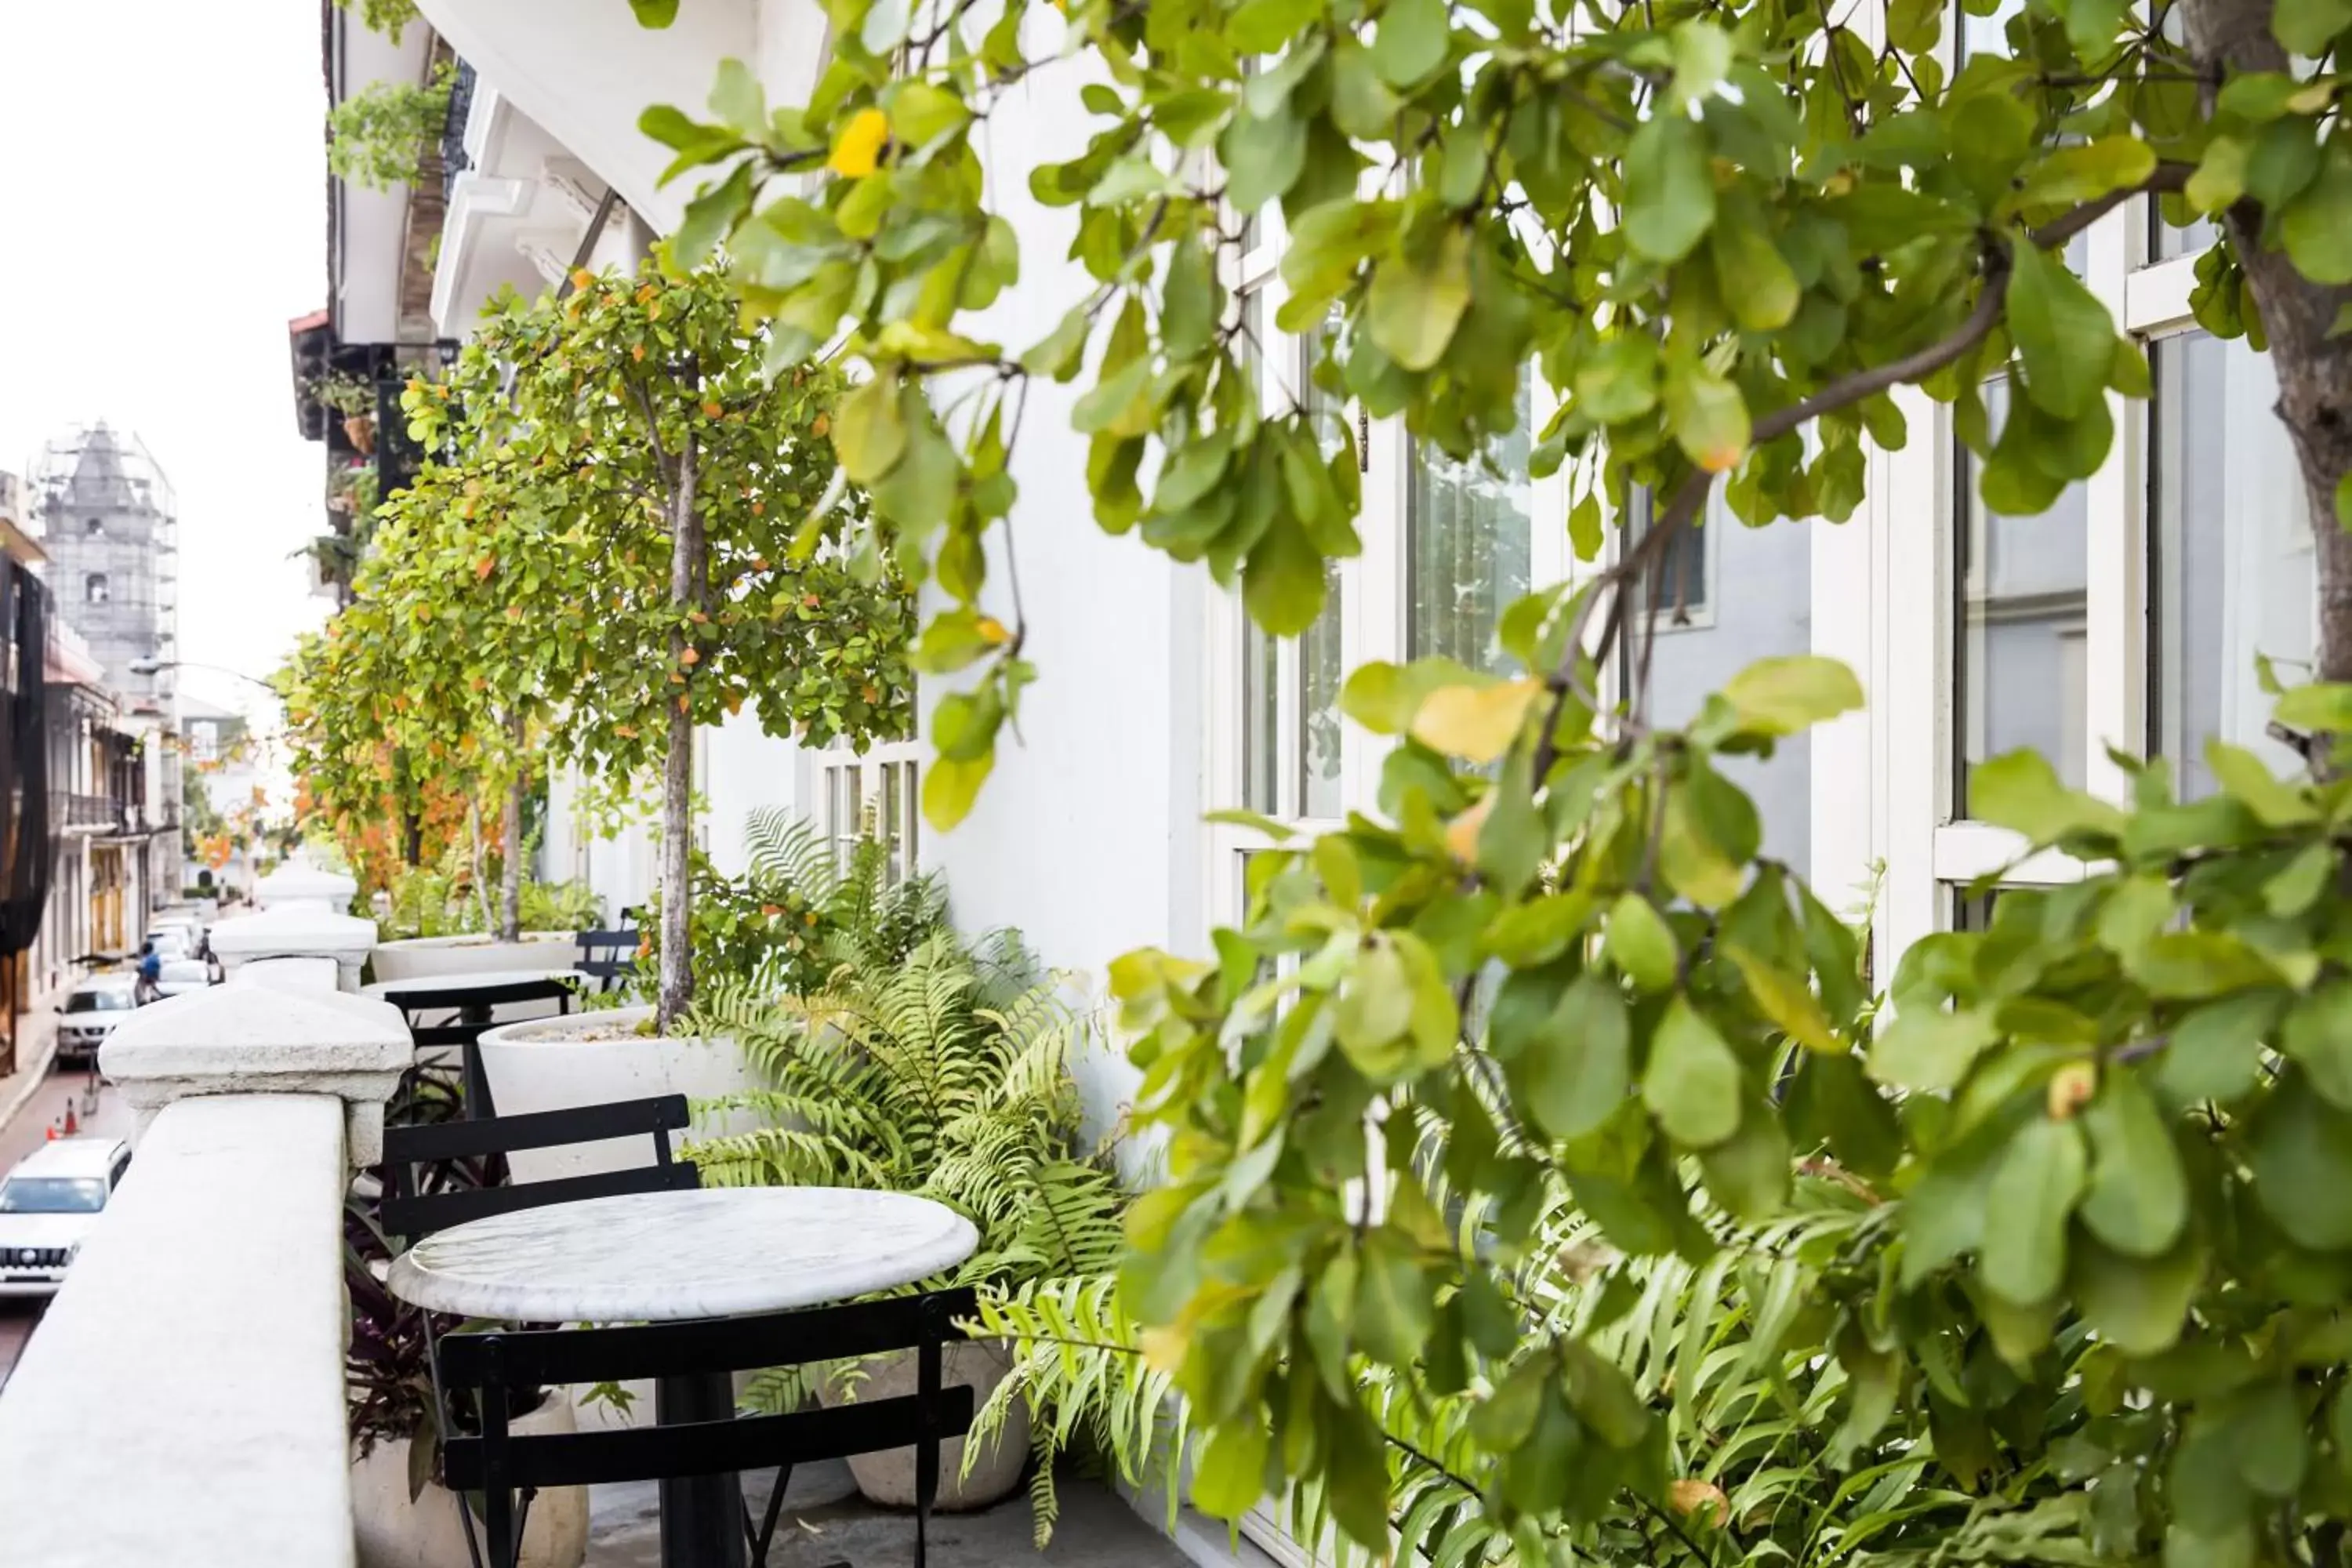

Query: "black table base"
<box><xmin>657</xmin><ymin>1370</ymin><xmax>747</xmax><ymax>1568</ymax></box>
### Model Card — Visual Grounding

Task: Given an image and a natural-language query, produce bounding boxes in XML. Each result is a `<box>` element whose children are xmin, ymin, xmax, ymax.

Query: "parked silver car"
<box><xmin>55</xmin><ymin>978</ymin><xmax>137</xmax><ymax>1067</ymax></box>
<box><xmin>0</xmin><ymin>1137</ymin><xmax>132</xmax><ymax>1297</ymax></box>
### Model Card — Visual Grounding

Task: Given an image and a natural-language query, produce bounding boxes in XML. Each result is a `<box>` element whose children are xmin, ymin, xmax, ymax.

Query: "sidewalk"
<box><xmin>0</xmin><ymin>991</ymin><xmax>68</xmax><ymax>1138</ymax></box>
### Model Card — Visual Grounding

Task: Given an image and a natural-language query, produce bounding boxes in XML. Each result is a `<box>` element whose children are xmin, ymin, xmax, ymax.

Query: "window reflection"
<box><xmin>2151</xmin><ymin>331</ymin><xmax>2314</xmax><ymax>797</ymax></box>
<box><xmin>1957</xmin><ymin>374</ymin><xmax>2091</xmax><ymax>805</ymax></box>
<box><xmin>1408</xmin><ymin>371</ymin><xmax>1534</xmax><ymax>672</ymax></box>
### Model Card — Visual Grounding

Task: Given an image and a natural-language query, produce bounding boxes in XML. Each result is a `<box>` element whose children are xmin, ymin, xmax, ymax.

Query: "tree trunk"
<box><xmin>655</xmin><ymin>437</ymin><xmax>703</xmax><ymax>1034</ymax></box>
<box><xmin>467</xmin><ymin>797</ymin><xmax>492</xmax><ymax>934</ymax></box>
<box><xmin>499</xmin><ymin>773</ymin><xmax>524</xmax><ymax>943</ymax></box>
<box><xmin>2181</xmin><ymin>0</ymin><xmax>2352</xmax><ymax>686</ymax></box>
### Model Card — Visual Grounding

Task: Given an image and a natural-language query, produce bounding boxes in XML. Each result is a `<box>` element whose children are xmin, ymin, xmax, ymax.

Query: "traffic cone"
<box><xmin>61</xmin><ymin>1103</ymin><xmax>78</xmax><ymax>1137</ymax></box>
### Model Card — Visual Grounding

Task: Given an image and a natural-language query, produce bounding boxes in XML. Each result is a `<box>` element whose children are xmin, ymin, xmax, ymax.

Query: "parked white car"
<box><xmin>153</xmin><ymin>958</ymin><xmax>213</xmax><ymax>1000</ymax></box>
<box><xmin>0</xmin><ymin>1137</ymin><xmax>132</xmax><ymax>1297</ymax></box>
<box><xmin>143</xmin><ymin>927</ymin><xmax>193</xmax><ymax>961</ymax></box>
<box><xmin>55</xmin><ymin>977</ymin><xmax>137</xmax><ymax>1067</ymax></box>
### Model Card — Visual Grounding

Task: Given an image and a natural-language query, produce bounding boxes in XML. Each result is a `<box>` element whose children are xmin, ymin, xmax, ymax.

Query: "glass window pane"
<box><xmin>2151</xmin><ymin>330</ymin><xmax>2314</xmax><ymax>797</ymax></box>
<box><xmin>1297</xmin><ymin>323</ymin><xmax>1345</xmax><ymax>818</ymax></box>
<box><xmin>1957</xmin><ymin>374</ymin><xmax>2091</xmax><ymax>806</ymax></box>
<box><xmin>1408</xmin><ymin>370</ymin><xmax>1534</xmax><ymax>671</ymax></box>
<box><xmin>1239</xmin><ymin>288</ymin><xmax>1281</xmax><ymax>814</ymax></box>
<box><xmin>1628</xmin><ymin>489</ymin><xmax>1813</xmax><ymax>867</ymax></box>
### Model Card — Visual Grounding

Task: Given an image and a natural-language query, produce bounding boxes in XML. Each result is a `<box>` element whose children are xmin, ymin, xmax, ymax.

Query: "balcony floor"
<box><xmin>588</xmin><ymin>1465</ymin><xmax>1192</xmax><ymax>1568</ymax></box>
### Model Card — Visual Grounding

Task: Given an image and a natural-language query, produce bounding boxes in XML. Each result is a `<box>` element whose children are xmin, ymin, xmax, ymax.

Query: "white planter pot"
<box><xmin>818</xmin><ymin>1341</ymin><xmax>1029</xmax><ymax>1511</ymax></box>
<box><xmin>475</xmin><ymin>1006</ymin><xmax>762</xmax><ymax>1185</ymax></box>
<box><xmin>350</xmin><ymin>1391</ymin><xmax>587</xmax><ymax>1568</ymax></box>
<box><xmin>370</xmin><ymin>933</ymin><xmax>582</xmax><ymax>985</ymax></box>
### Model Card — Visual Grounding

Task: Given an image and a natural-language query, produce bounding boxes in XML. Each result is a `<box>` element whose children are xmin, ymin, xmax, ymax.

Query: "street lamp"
<box><xmin>125</xmin><ymin>658</ymin><xmax>278</xmax><ymax>696</ymax></box>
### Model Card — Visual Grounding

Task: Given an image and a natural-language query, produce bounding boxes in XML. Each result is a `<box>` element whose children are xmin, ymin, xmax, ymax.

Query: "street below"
<box><xmin>0</xmin><ymin>1064</ymin><xmax>135</xmax><ymax>1388</ymax></box>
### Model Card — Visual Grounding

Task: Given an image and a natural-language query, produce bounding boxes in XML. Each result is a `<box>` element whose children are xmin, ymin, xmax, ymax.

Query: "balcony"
<box><xmin>0</xmin><ymin>880</ymin><xmax>1217</xmax><ymax>1568</ymax></box>
<box><xmin>55</xmin><ymin>791</ymin><xmax>125</xmax><ymax>833</ymax></box>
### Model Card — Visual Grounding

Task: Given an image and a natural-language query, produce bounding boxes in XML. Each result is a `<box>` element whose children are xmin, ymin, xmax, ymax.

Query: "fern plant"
<box><xmin>686</xmin><ymin>921</ymin><xmax>1131</xmax><ymax>1534</ymax></box>
<box><xmin>637</xmin><ymin>810</ymin><xmax>947</xmax><ymax>1004</ymax></box>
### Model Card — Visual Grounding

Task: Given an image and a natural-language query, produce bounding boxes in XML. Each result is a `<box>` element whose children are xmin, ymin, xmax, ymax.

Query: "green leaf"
<box><xmin>1868</xmin><ymin>1005</ymin><xmax>1996</xmax><ymax>1091</ymax></box>
<box><xmin>2282</xmin><ymin>980</ymin><xmax>2352</xmax><ymax>1109</ymax></box>
<box><xmin>1697</xmin><ymin>1102</ymin><xmax>1790</xmax><ymax>1220</ymax></box>
<box><xmin>1721</xmin><ymin>655</ymin><xmax>1863</xmax><ymax>738</ymax></box>
<box><xmin>2074</xmin><ymin>1231</ymin><xmax>2205</xmax><ymax>1356</ymax></box>
<box><xmin>2245</xmin><ymin>1071</ymin><xmax>2352</xmax><ymax>1251</ymax></box>
<box><xmin>2231</xmin><ymin>1381</ymin><xmax>2310</xmax><ymax>1499</ymax></box>
<box><xmin>921</xmin><ymin>748</ymin><xmax>994</xmax><ymax>829</ymax></box>
<box><xmin>1979</xmin><ymin>1115</ymin><xmax>2086</xmax><ymax>1305</ymax></box>
<box><xmin>1370</xmin><ymin>0</ymin><xmax>1451</xmax><ymax>87</ymax></box>
<box><xmin>2281</xmin><ymin>150</ymin><xmax>2352</xmax><ymax>284</ymax></box>
<box><xmin>1190</xmin><ymin>1421</ymin><xmax>1270</xmax><ymax>1519</ymax></box>
<box><xmin>1367</xmin><ymin>225</ymin><xmax>1474</xmax><ymax>372</ymax></box>
<box><xmin>2205</xmin><ymin>739</ymin><xmax>2318</xmax><ymax>825</ymax></box>
<box><xmin>1355</xmin><ymin>1226</ymin><xmax>1436</xmax><ymax>1363</ymax></box>
<box><xmin>1642</xmin><ymin>997</ymin><xmax>1744</xmax><ymax>1148</ymax></box>
<box><xmin>887</xmin><ymin>80</ymin><xmax>969</xmax><ymax>147</ymax></box>
<box><xmin>674</xmin><ymin>159</ymin><xmax>756</xmax><ymax>270</ymax></box>
<box><xmin>1664</xmin><ymin>361</ymin><xmax>1751</xmax><ymax>474</ymax></box>
<box><xmin>2154</xmin><ymin>989</ymin><xmax>2284</xmax><ymax>1105</ymax></box>
<box><xmin>833</xmin><ymin>374</ymin><xmax>909</xmax><ymax>485</ymax></box>
<box><xmin>709</xmin><ymin>58</ymin><xmax>767</xmax><ymax>136</ymax></box>
<box><xmin>2275</xmin><ymin>681</ymin><xmax>2352</xmax><ymax>731</ymax></box>
<box><xmin>1726</xmin><ymin>943</ymin><xmax>1838</xmax><ymax>1052</ymax></box>
<box><xmin>631</xmin><ymin>0</ymin><xmax>679</xmax><ymax>25</ymax></box>
<box><xmin>2125</xmin><ymin>931</ymin><xmax>2281</xmax><ymax>1000</ymax></box>
<box><xmin>1967</xmin><ymin>749</ymin><xmax>2125</xmax><ymax>843</ymax></box>
<box><xmin>2006</xmin><ymin>235</ymin><xmax>2117</xmax><ymax>420</ymax></box>
<box><xmin>1572</xmin><ymin>335</ymin><xmax>1661</xmax><ymax>425</ymax></box>
<box><xmin>1605</xmin><ymin>891</ymin><xmax>1679</xmax><ymax>993</ymax></box>
<box><xmin>2274</xmin><ymin>0</ymin><xmax>2352</xmax><ymax>54</ymax></box>
<box><xmin>2078</xmin><ymin>1073</ymin><xmax>2188</xmax><ymax>1258</ymax></box>
<box><xmin>1516</xmin><ymin>973</ymin><xmax>1631</xmax><ymax>1141</ymax></box>
<box><xmin>1623</xmin><ymin>115</ymin><xmax>1716</xmax><ymax>263</ymax></box>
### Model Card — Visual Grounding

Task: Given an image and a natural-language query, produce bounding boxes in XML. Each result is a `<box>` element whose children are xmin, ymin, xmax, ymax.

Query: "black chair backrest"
<box><xmin>380</xmin><ymin>1094</ymin><xmax>699</xmax><ymax>1240</ymax></box>
<box><xmin>383</xmin><ymin>976</ymin><xmax>581</xmax><ymax>1015</ymax></box>
<box><xmin>573</xmin><ymin>928</ymin><xmax>638</xmax><ymax>992</ymax></box>
<box><xmin>441</xmin><ymin>1289</ymin><xmax>978</xmax><ymax>1563</ymax></box>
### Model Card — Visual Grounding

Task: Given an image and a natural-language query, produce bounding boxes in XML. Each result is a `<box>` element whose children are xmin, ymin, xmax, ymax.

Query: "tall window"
<box><xmin>1237</xmin><ymin>294</ymin><xmax>1346</xmax><ymax>821</ymax></box>
<box><xmin>1408</xmin><ymin>370</ymin><xmax>1534</xmax><ymax>670</ymax></box>
<box><xmin>1955</xmin><ymin>373</ymin><xmax>2091</xmax><ymax>805</ymax></box>
<box><xmin>2151</xmin><ymin>330</ymin><xmax>2314</xmax><ymax>797</ymax></box>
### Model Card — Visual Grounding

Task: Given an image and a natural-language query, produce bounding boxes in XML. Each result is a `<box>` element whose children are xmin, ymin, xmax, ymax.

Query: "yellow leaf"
<box><xmin>977</xmin><ymin>615</ymin><xmax>1011</xmax><ymax>644</ymax></box>
<box><xmin>829</xmin><ymin>107</ymin><xmax>890</xmax><ymax>178</ymax></box>
<box><xmin>1443</xmin><ymin>795</ymin><xmax>1493</xmax><ymax>864</ymax></box>
<box><xmin>1139</xmin><ymin>1325</ymin><xmax>1187</xmax><ymax>1374</ymax></box>
<box><xmin>1670</xmin><ymin>1479</ymin><xmax>1729</xmax><ymax>1527</ymax></box>
<box><xmin>2046</xmin><ymin>1061</ymin><xmax>2097</xmax><ymax>1120</ymax></box>
<box><xmin>1411</xmin><ymin>677</ymin><xmax>1544</xmax><ymax>763</ymax></box>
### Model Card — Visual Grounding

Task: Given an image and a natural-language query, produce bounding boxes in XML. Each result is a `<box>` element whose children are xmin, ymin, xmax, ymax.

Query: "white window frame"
<box><xmin>815</xmin><ymin>739</ymin><xmax>921</xmax><ymax>884</ymax></box>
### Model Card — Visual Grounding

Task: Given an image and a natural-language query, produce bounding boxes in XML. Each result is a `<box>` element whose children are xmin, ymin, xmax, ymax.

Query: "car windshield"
<box><xmin>65</xmin><ymin>991</ymin><xmax>131</xmax><ymax>1013</ymax></box>
<box><xmin>0</xmin><ymin>1177</ymin><xmax>107</xmax><ymax>1214</ymax></box>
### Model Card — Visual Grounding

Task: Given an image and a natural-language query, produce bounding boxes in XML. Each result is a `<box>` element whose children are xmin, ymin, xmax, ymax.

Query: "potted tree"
<box><xmin>396</xmin><ymin>257</ymin><xmax>909</xmax><ymax>1123</ymax></box>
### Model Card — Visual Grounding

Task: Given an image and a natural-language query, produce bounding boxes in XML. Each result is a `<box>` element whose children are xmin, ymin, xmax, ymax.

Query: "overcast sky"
<box><xmin>0</xmin><ymin>0</ymin><xmax>327</xmax><ymax>724</ymax></box>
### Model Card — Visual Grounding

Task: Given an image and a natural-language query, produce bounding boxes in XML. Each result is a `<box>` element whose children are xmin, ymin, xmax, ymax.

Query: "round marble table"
<box><xmin>388</xmin><ymin>1187</ymin><xmax>978</xmax><ymax>1568</ymax></box>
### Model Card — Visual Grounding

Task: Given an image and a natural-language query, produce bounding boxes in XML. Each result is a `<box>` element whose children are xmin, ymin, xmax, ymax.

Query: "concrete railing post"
<box><xmin>209</xmin><ymin>905</ymin><xmax>379</xmax><ymax>993</ymax></box>
<box><xmin>102</xmin><ymin>985</ymin><xmax>412</xmax><ymax>1166</ymax></box>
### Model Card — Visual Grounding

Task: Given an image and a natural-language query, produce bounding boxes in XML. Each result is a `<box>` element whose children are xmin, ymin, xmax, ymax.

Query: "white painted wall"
<box><xmin>914</xmin><ymin>52</ymin><xmax>1207</xmax><ymax>1149</ymax></box>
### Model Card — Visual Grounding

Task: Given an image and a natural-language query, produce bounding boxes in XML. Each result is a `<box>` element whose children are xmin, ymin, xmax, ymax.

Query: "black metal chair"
<box><xmin>383</xmin><ymin>976</ymin><xmax>581</xmax><ymax>1120</ymax></box>
<box><xmin>438</xmin><ymin>1287</ymin><xmax>978</xmax><ymax>1568</ymax></box>
<box><xmin>381</xmin><ymin>1095</ymin><xmax>708</xmax><ymax>1568</ymax></box>
<box><xmin>574</xmin><ymin>926</ymin><xmax>641</xmax><ymax>994</ymax></box>
<box><xmin>380</xmin><ymin>1093</ymin><xmax>701</xmax><ymax>1241</ymax></box>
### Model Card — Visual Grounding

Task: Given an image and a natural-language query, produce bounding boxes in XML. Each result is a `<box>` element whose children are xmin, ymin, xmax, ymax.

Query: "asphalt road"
<box><xmin>0</xmin><ymin>1064</ymin><xmax>136</xmax><ymax>1388</ymax></box>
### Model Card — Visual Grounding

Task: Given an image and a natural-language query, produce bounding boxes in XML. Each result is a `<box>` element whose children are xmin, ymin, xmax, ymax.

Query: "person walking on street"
<box><xmin>134</xmin><ymin>941</ymin><xmax>162</xmax><ymax>1005</ymax></box>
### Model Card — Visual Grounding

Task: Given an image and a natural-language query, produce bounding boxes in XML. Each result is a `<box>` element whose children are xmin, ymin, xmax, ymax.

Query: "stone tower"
<box><xmin>34</xmin><ymin>423</ymin><xmax>177</xmax><ymax>702</ymax></box>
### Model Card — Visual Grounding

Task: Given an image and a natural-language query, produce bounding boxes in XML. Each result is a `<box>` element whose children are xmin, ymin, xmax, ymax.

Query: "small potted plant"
<box><xmin>310</xmin><ymin>371</ymin><xmax>379</xmax><ymax>454</ymax></box>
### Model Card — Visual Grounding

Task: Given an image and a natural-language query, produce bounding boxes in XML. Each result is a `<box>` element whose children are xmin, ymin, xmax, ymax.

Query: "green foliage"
<box><xmin>333</xmin><ymin>0</ymin><xmax>420</xmax><ymax>44</ymax></box>
<box><xmin>374</xmin><ymin>851</ymin><xmax>601</xmax><ymax>942</ymax></box>
<box><xmin>635</xmin><ymin>811</ymin><xmax>946</xmax><ymax>1002</ymax></box>
<box><xmin>328</xmin><ymin>61</ymin><xmax>452</xmax><ymax>191</ymax></box>
<box><xmin>691</xmin><ymin>923</ymin><xmax>1129</xmax><ymax>1531</ymax></box>
<box><xmin>626</xmin><ymin>0</ymin><xmax>2352</xmax><ymax>1550</ymax></box>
